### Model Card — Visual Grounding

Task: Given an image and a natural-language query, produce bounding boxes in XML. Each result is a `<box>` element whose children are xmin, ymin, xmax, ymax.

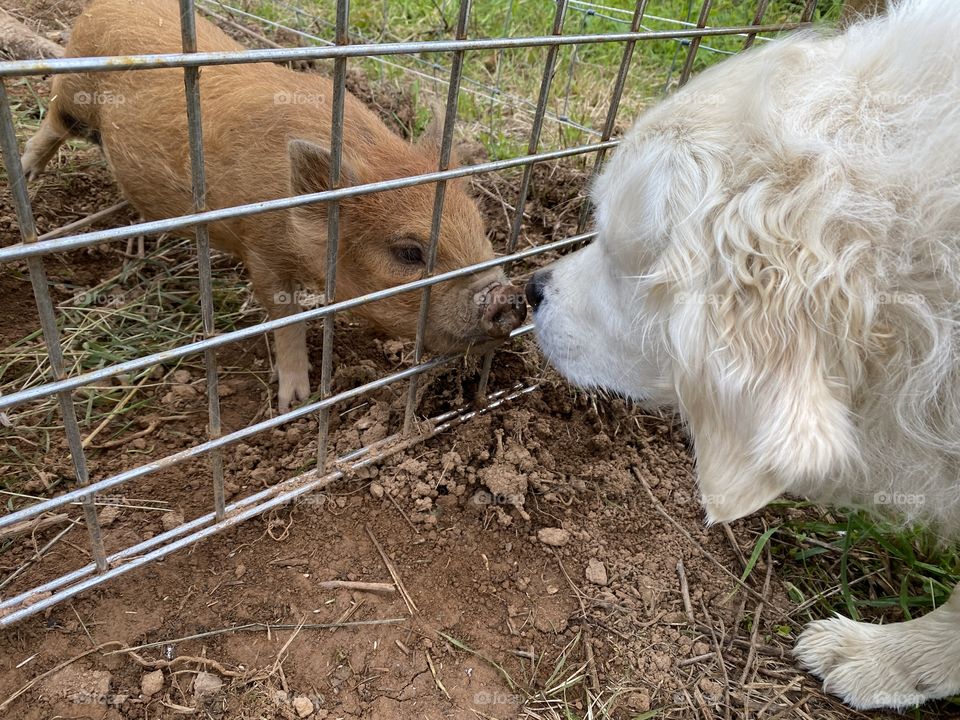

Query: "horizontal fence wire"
<box><xmin>0</xmin><ymin>141</ymin><xmax>618</xmax><ymax>263</ymax></box>
<box><xmin>198</xmin><ymin>0</ymin><xmax>604</xmax><ymax>138</ymax></box>
<box><xmin>0</xmin><ymin>0</ymin><xmax>814</xmax><ymax>625</ymax></box>
<box><xmin>0</xmin><ymin>231</ymin><xmax>591</xmax><ymax>413</ymax></box>
<box><xmin>194</xmin><ymin>0</ymin><xmax>777</xmax><ymax>139</ymax></box>
<box><xmin>0</xmin><ymin>383</ymin><xmax>539</xmax><ymax>625</ymax></box>
<box><xmin>0</xmin><ymin>22</ymin><xmax>807</xmax><ymax>77</ymax></box>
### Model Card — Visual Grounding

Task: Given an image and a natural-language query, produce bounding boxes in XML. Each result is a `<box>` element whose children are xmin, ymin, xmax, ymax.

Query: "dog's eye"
<box><xmin>391</xmin><ymin>244</ymin><xmax>425</xmax><ymax>266</ymax></box>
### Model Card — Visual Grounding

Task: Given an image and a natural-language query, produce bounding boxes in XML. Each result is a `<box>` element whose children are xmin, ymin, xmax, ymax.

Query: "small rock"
<box><xmin>234</xmin><ymin>564</ymin><xmax>246</xmax><ymax>579</ymax></box>
<box><xmin>140</xmin><ymin>670</ymin><xmax>163</xmax><ymax>697</ymax></box>
<box><xmin>369</xmin><ymin>482</ymin><xmax>384</xmax><ymax>499</ymax></box>
<box><xmin>171</xmin><ymin>369</ymin><xmax>192</xmax><ymax>384</ymax></box>
<box><xmin>698</xmin><ymin>678</ymin><xmax>723</xmax><ymax>700</ymax></box>
<box><xmin>250</xmin><ymin>467</ymin><xmax>276</xmax><ymax>486</ymax></box>
<box><xmin>293</xmin><ymin>695</ymin><xmax>315</xmax><ymax>717</ymax></box>
<box><xmin>161</xmin><ymin>511</ymin><xmax>184</xmax><ymax>533</ymax></box>
<box><xmin>43</xmin><ymin>667</ymin><xmax>112</xmax><ymax>703</ymax></box>
<box><xmin>651</xmin><ymin>652</ymin><xmax>672</xmax><ymax>671</ymax></box>
<box><xmin>98</xmin><ymin>505</ymin><xmax>120</xmax><ymax>527</ymax></box>
<box><xmin>161</xmin><ymin>383</ymin><xmax>198</xmax><ymax>406</ymax></box>
<box><xmin>382</xmin><ymin>340</ymin><xmax>404</xmax><ymax>358</ymax></box>
<box><xmin>585</xmin><ymin>559</ymin><xmax>608</xmax><ymax>586</ymax></box>
<box><xmin>533</xmin><ymin>613</ymin><xmax>568</xmax><ymax>634</ymax></box>
<box><xmin>626</xmin><ymin>692</ymin><xmax>651</xmax><ymax>712</ymax></box>
<box><xmin>411</xmin><ymin>481</ymin><xmax>432</xmax><ymax>498</ymax></box>
<box><xmin>537</xmin><ymin>528</ymin><xmax>570</xmax><ymax>547</ymax></box>
<box><xmin>193</xmin><ymin>672</ymin><xmax>222</xmax><ymax>696</ymax></box>
<box><xmin>171</xmin><ymin>384</ymin><xmax>197</xmax><ymax>399</ymax></box>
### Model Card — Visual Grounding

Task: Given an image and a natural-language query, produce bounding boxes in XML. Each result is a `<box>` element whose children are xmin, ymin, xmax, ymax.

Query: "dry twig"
<box><xmin>676</xmin><ymin>560</ymin><xmax>696</xmax><ymax>625</ymax></box>
<box><xmin>365</xmin><ymin>524</ymin><xmax>417</xmax><ymax>614</ymax></box>
<box><xmin>317</xmin><ymin>580</ymin><xmax>396</xmax><ymax>594</ymax></box>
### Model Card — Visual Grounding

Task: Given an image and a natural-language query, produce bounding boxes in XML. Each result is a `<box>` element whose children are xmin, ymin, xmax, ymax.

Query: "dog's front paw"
<box><xmin>277</xmin><ymin>368</ymin><xmax>311</xmax><ymax>413</ymax></box>
<box><xmin>795</xmin><ymin>616</ymin><xmax>937</xmax><ymax>710</ymax></box>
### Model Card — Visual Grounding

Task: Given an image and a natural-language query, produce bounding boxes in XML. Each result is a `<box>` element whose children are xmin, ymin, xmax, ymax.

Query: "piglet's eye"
<box><xmin>391</xmin><ymin>244</ymin><xmax>426</xmax><ymax>266</ymax></box>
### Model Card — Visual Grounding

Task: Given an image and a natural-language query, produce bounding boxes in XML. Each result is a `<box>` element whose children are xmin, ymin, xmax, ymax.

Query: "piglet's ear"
<box><xmin>416</xmin><ymin>101</ymin><xmax>473</xmax><ymax>168</ymax></box>
<box><xmin>417</xmin><ymin>99</ymin><xmax>446</xmax><ymax>150</ymax></box>
<box><xmin>288</xmin><ymin>139</ymin><xmax>357</xmax><ymax>196</ymax></box>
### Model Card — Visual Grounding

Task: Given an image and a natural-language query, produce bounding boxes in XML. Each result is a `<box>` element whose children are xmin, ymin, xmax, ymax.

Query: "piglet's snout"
<box><xmin>478</xmin><ymin>283</ymin><xmax>528</xmax><ymax>338</ymax></box>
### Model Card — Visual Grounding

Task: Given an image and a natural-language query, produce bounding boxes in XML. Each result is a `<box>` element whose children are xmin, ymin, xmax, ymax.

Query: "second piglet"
<box><xmin>22</xmin><ymin>0</ymin><xmax>527</xmax><ymax>410</ymax></box>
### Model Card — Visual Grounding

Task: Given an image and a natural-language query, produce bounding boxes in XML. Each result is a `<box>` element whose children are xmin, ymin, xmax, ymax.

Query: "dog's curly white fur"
<box><xmin>529</xmin><ymin>0</ymin><xmax>960</xmax><ymax>709</ymax></box>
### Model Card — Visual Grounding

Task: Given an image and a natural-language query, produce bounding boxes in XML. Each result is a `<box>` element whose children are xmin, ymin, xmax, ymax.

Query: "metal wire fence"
<box><xmin>0</xmin><ymin>0</ymin><xmax>817</xmax><ymax>626</ymax></box>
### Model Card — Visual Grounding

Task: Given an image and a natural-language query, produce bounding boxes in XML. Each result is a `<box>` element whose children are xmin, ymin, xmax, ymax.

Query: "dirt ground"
<box><xmin>0</xmin><ymin>2</ymin><xmax>924</xmax><ymax>719</ymax></box>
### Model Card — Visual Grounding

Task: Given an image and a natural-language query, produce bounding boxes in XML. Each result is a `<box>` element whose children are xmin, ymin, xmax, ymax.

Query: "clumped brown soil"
<box><xmin>0</xmin><ymin>2</ymin><xmax>910</xmax><ymax>719</ymax></box>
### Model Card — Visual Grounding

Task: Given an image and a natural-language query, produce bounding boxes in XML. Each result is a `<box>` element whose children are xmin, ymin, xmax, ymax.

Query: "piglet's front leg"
<box><xmin>252</xmin><ymin>270</ymin><xmax>312</xmax><ymax>412</ymax></box>
<box><xmin>275</xmin><ymin>319</ymin><xmax>310</xmax><ymax>412</ymax></box>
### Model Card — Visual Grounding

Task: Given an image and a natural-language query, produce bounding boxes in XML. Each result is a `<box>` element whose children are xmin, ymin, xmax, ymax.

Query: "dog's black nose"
<box><xmin>525</xmin><ymin>270</ymin><xmax>551</xmax><ymax>312</ymax></box>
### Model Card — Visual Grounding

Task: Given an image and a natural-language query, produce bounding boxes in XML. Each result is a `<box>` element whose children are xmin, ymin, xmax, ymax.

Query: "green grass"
<box><xmin>765</xmin><ymin>503</ymin><xmax>960</xmax><ymax>623</ymax></box>
<box><xmin>0</xmin><ymin>235</ymin><xmax>259</xmax><ymax>483</ymax></box>
<box><xmin>204</xmin><ymin>0</ymin><xmax>844</xmax><ymax>159</ymax></box>
<box><xmin>741</xmin><ymin>503</ymin><xmax>960</xmax><ymax>713</ymax></box>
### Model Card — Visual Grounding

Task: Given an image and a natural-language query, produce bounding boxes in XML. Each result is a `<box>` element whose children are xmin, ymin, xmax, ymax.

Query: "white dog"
<box><xmin>527</xmin><ymin>0</ymin><xmax>960</xmax><ymax>710</ymax></box>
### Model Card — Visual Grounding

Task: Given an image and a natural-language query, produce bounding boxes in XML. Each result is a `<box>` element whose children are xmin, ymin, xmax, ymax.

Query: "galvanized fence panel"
<box><xmin>0</xmin><ymin>0</ymin><xmax>812</xmax><ymax>626</ymax></box>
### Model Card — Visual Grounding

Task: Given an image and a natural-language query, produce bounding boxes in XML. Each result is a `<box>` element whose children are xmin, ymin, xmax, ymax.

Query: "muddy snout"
<box><xmin>477</xmin><ymin>282</ymin><xmax>527</xmax><ymax>338</ymax></box>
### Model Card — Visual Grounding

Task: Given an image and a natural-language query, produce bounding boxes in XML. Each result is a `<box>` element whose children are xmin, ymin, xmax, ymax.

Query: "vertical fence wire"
<box><xmin>559</xmin><ymin>9</ymin><xmax>590</xmax><ymax>122</ymax></box>
<box><xmin>487</xmin><ymin>0</ymin><xmax>516</xmax><ymax>140</ymax></box>
<box><xmin>506</xmin><ymin>0</ymin><xmax>569</xmax><ymax>257</ymax></box>
<box><xmin>179</xmin><ymin>0</ymin><xmax>227</xmax><ymax>519</ymax></box>
<box><xmin>317</xmin><ymin>0</ymin><xmax>351</xmax><ymax>472</ymax></box>
<box><xmin>576</xmin><ymin>0</ymin><xmax>649</xmax><ymax>233</ymax></box>
<box><xmin>475</xmin><ymin>0</ymin><xmax>569</xmax><ymax>399</ymax></box>
<box><xmin>402</xmin><ymin>0</ymin><xmax>472</xmax><ymax>434</ymax></box>
<box><xmin>0</xmin><ymin>83</ymin><xmax>109</xmax><ymax>572</ymax></box>
<box><xmin>677</xmin><ymin>0</ymin><xmax>714</xmax><ymax>86</ymax></box>
<box><xmin>743</xmin><ymin>0</ymin><xmax>772</xmax><ymax>50</ymax></box>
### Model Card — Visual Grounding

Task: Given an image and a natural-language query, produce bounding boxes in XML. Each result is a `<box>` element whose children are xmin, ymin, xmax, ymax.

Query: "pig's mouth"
<box><xmin>424</xmin><ymin>281</ymin><xmax>528</xmax><ymax>353</ymax></box>
<box><xmin>476</xmin><ymin>281</ymin><xmax>528</xmax><ymax>338</ymax></box>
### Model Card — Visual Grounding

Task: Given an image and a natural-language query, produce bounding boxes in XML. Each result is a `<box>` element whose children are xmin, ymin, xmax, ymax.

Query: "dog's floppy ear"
<box><xmin>665</xmin><ymin>200</ymin><xmax>861</xmax><ymax>524</ymax></box>
<box><xmin>677</xmin><ymin>335</ymin><xmax>858</xmax><ymax>523</ymax></box>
